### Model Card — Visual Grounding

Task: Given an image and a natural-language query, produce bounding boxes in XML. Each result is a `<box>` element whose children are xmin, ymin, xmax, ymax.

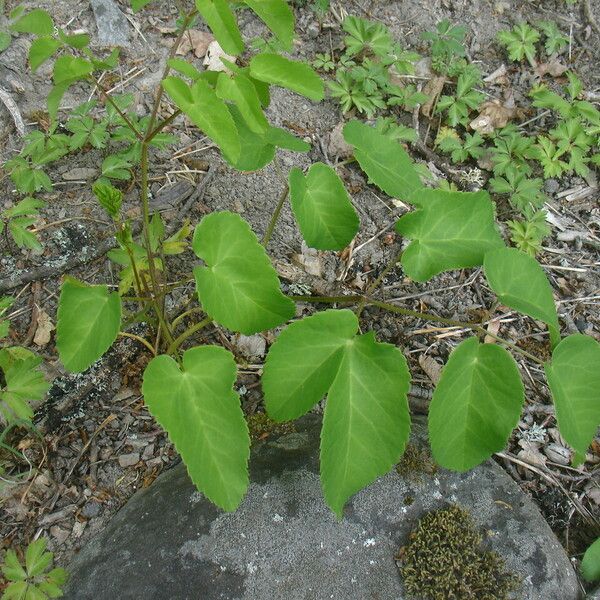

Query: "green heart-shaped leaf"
<box><xmin>428</xmin><ymin>337</ymin><xmax>524</xmax><ymax>471</ymax></box>
<box><xmin>193</xmin><ymin>211</ymin><xmax>295</xmax><ymax>334</ymax></box>
<box><xmin>545</xmin><ymin>334</ymin><xmax>600</xmax><ymax>463</ymax></box>
<box><xmin>143</xmin><ymin>346</ymin><xmax>249</xmax><ymax>511</ymax></box>
<box><xmin>289</xmin><ymin>163</ymin><xmax>359</xmax><ymax>250</ymax></box>
<box><xmin>396</xmin><ymin>189</ymin><xmax>505</xmax><ymax>282</ymax></box>
<box><xmin>484</xmin><ymin>247</ymin><xmax>560</xmax><ymax>347</ymax></box>
<box><xmin>56</xmin><ymin>277</ymin><xmax>121</xmax><ymax>372</ymax></box>
<box><xmin>263</xmin><ymin>310</ymin><xmax>411</xmax><ymax>517</ymax></box>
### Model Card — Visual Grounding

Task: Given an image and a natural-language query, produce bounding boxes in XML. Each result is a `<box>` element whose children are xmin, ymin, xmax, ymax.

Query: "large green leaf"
<box><xmin>428</xmin><ymin>337</ymin><xmax>524</xmax><ymax>471</ymax></box>
<box><xmin>396</xmin><ymin>189</ymin><xmax>505</xmax><ymax>281</ymax></box>
<box><xmin>263</xmin><ymin>309</ymin><xmax>411</xmax><ymax>517</ymax></box>
<box><xmin>163</xmin><ymin>76</ymin><xmax>241</xmax><ymax>163</ymax></box>
<box><xmin>193</xmin><ymin>211</ymin><xmax>295</xmax><ymax>334</ymax></box>
<box><xmin>216</xmin><ymin>72</ymin><xmax>269</xmax><ymax>134</ymax></box>
<box><xmin>143</xmin><ymin>346</ymin><xmax>249</xmax><ymax>511</ymax></box>
<box><xmin>289</xmin><ymin>163</ymin><xmax>359</xmax><ymax>250</ymax></box>
<box><xmin>342</xmin><ymin>120</ymin><xmax>422</xmax><ymax>202</ymax></box>
<box><xmin>225</xmin><ymin>106</ymin><xmax>275</xmax><ymax>171</ymax></box>
<box><xmin>195</xmin><ymin>0</ymin><xmax>244</xmax><ymax>55</ymax></box>
<box><xmin>249</xmin><ymin>53</ymin><xmax>324</xmax><ymax>101</ymax></box>
<box><xmin>0</xmin><ymin>347</ymin><xmax>50</xmax><ymax>423</ymax></box>
<box><xmin>582</xmin><ymin>538</ymin><xmax>600</xmax><ymax>582</ymax></box>
<box><xmin>244</xmin><ymin>0</ymin><xmax>294</xmax><ymax>50</ymax></box>
<box><xmin>53</xmin><ymin>56</ymin><xmax>93</xmax><ymax>85</ymax></box>
<box><xmin>266</xmin><ymin>126</ymin><xmax>310</xmax><ymax>152</ymax></box>
<box><xmin>484</xmin><ymin>247</ymin><xmax>560</xmax><ymax>347</ymax></box>
<box><xmin>56</xmin><ymin>277</ymin><xmax>121</xmax><ymax>372</ymax></box>
<box><xmin>545</xmin><ymin>334</ymin><xmax>600</xmax><ymax>463</ymax></box>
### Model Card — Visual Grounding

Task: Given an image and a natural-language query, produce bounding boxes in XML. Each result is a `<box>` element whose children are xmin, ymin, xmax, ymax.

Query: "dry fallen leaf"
<box><xmin>535</xmin><ymin>58</ymin><xmax>568</xmax><ymax>78</ymax></box>
<box><xmin>34</xmin><ymin>309</ymin><xmax>55</xmax><ymax>346</ymax></box>
<box><xmin>470</xmin><ymin>98</ymin><xmax>517</xmax><ymax>134</ymax></box>
<box><xmin>203</xmin><ymin>40</ymin><xmax>237</xmax><ymax>72</ymax></box>
<box><xmin>420</xmin><ymin>75</ymin><xmax>446</xmax><ymax>118</ymax></box>
<box><xmin>176</xmin><ymin>29</ymin><xmax>215</xmax><ymax>58</ymax></box>
<box><xmin>484</xmin><ymin>320</ymin><xmax>501</xmax><ymax>344</ymax></box>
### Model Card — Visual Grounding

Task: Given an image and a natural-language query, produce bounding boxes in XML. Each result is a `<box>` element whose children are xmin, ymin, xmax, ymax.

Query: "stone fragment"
<box><xmin>327</xmin><ymin>122</ymin><xmax>353</xmax><ymax>159</ymax></box>
<box><xmin>64</xmin><ymin>416</ymin><xmax>579</xmax><ymax>600</ymax></box>
<box><xmin>91</xmin><ymin>0</ymin><xmax>130</xmax><ymax>47</ymax></box>
<box><xmin>118</xmin><ymin>452</ymin><xmax>140</xmax><ymax>468</ymax></box>
<box><xmin>62</xmin><ymin>167</ymin><xmax>98</xmax><ymax>181</ymax></box>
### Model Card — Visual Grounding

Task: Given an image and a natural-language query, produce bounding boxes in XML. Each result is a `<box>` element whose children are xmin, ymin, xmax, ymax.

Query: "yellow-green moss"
<box><xmin>398</xmin><ymin>505</ymin><xmax>520</xmax><ymax>600</ymax></box>
<box><xmin>247</xmin><ymin>412</ymin><xmax>295</xmax><ymax>443</ymax></box>
<box><xmin>396</xmin><ymin>443</ymin><xmax>437</xmax><ymax>483</ymax></box>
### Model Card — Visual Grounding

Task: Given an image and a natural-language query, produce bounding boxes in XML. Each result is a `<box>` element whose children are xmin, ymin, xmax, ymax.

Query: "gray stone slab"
<box><xmin>64</xmin><ymin>415</ymin><xmax>580</xmax><ymax>599</ymax></box>
<box><xmin>90</xmin><ymin>0</ymin><xmax>130</xmax><ymax>47</ymax></box>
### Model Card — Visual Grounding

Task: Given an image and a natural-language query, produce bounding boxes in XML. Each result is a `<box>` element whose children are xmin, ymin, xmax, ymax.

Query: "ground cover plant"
<box><xmin>1</xmin><ymin>0</ymin><xmax>599</xmax><ymax>591</ymax></box>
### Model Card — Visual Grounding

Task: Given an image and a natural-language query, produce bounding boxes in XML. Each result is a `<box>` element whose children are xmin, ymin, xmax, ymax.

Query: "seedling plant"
<box><xmin>1</xmin><ymin>2</ymin><xmax>599</xmax><ymax>537</ymax></box>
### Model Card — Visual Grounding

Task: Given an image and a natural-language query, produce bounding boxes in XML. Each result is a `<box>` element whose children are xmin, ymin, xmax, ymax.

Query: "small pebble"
<box><xmin>118</xmin><ymin>452</ymin><xmax>140</xmax><ymax>468</ymax></box>
<box><xmin>82</xmin><ymin>501</ymin><xmax>102</xmax><ymax>518</ymax></box>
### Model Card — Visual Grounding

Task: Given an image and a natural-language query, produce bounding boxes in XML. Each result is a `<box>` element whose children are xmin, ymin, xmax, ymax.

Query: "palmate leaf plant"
<box><xmin>4</xmin><ymin>3</ymin><xmax>600</xmax><ymax>519</ymax></box>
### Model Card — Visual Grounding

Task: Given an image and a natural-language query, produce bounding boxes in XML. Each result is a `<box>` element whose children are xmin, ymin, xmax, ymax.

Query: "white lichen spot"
<box><xmin>272</xmin><ymin>513</ymin><xmax>284</xmax><ymax>523</ymax></box>
<box><xmin>363</xmin><ymin>538</ymin><xmax>376</xmax><ymax>548</ymax></box>
<box><xmin>189</xmin><ymin>491</ymin><xmax>203</xmax><ymax>504</ymax></box>
<box><xmin>247</xmin><ymin>563</ymin><xmax>258</xmax><ymax>574</ymax></box>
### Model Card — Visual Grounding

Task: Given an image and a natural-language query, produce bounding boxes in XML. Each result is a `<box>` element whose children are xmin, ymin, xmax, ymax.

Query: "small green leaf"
<box><xmin>193</xmin><ymin>211</ymin><xmax>295</xmax><ymax>334</ymax></box>
<box><xmin>10</xmin><ymin>9</ymin><xmax>53</xmax><ymax>35</ymax></box>
<box><xmin>484</xmin><ymin>247</ymin><xmax>560</xmax><ymax>347</ymax></box>
<box><xmin>163</xmin><ymin>76</ymin><xmax>241</xmax><ymax>163</ymax></box>
<box><xmin>216</xmin><ymin>72</ymin><xmax>269</xmax><ymax>134</ymax></box>
<box><xmin>0</xmin><ymin>348</ymin><xmax>50</xmax><ymax>423</ymax></box>
<box><xmin>289</xmin><ymin>163</ymin><xmax>359</xmax><ymax>250</ymax></box>
<box><xmin>195</xmin><ymin>0</ymin><xmax>244</xmax><ymax>55</ymax></box>
<box><xmin>545</xmin><ymin>334</ymin><xmax>600</xmax><ymax>462</ymax></box>
<box><xmin>25</xmin><ymin>539</ymin><xmax>52</xmax><ymax>578</ymax></box>
<box><xmin>56</xmin><ymin>277</ymin><xmax>122</xmax><ymax>372</ymax></box>
<box><xmin>28</xmin><ymin>36</ymin><xmax>61</xmax><ymax>72</ymax></box>
<box><xmin>342</xmin><ymin>120</ymin><xmax>422</xmax><ymax>202</ymax></box>
<box><xmin>263</xmin><ymin>309</ymin><xmax>411</xmax><ymax>517</ymax></box>
<box><xmin>249</xmin><ymin>53</ymin><xmax>324</xmax><ymax>101</ymax></box>
<box><xmin>92</xmin><ymin>183</ymin><xmax>122</xmax><ymax>219</ymax></box>
<box><xmin>429</xmin><ymin>337</ymin><xmax>524</xmax><ymax>471</ymax></box>
<box><xmin>57</xmin><ymin>30</ymin><xmax>90</xmax><ymax>49</ymax></box>
<box><xmin>2</xmin><ymin>581</ymin><xmax>28</xmax><ymax>599</ymax></box>
<box><xmin>167</xmin><ymin>58</ymin><xmax>202</xmax><ymax>80</ymax></box>
<box><xmin>131</xmin><ymin>0</ymin><xmax>154</xmax><ymax>11</ymax></box>
<box><xmin>2</xmin><ymin>550</ymin><xmax>27</xmax><ymax>582</ymax></box>
<box><xmin>53</xmin><ymin>56</ymin><xmax>93</xmax><ymax>85</ymax></box>
<box><xmin>396</xmin><ymin>189</ymin><xmax>505</xmax><ymax>281</ymax></box>
<box><xmin>582</xmin><ymin>538</ymin><xmax>600</xmax><ymax>582</ymax></box>
<box><xmin>244</xmin><ymin>0</ymin><xmax>294</xmax><ymax>50</ymax></box>
<box><xmin>143</xmin><ymin>346</ymin><xmax>249</xmax><ymax>511</ymax></box>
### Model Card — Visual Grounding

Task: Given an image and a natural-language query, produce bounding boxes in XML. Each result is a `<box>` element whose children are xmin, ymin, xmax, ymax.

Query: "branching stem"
<box><xmin>167</xmin><ymin>316</ymin><xmax>213</xmax><ymax>355</ymax></box>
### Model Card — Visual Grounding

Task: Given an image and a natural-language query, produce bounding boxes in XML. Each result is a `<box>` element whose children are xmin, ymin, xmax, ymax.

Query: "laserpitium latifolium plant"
<box><xmin>1</xmin><ymin>1</ymin><xmax>599</xmax><ymax>521</ymax></box>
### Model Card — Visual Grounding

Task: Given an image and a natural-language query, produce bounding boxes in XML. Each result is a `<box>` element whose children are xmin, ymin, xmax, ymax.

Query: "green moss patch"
<box><xmin>398</xmin><ymin>505</ymin><xmax>520</xmax><ymax>600</ymax></box>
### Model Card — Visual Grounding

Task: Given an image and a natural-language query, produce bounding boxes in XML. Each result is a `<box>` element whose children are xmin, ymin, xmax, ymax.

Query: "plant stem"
<box><xmin>89</xmin><ymin>74</ymin><xmax>144</xmax><ymax>141</ymax></box>
<box><xmin>146</xmin><ymin>110</ymin><xmax>181</xmax><ymax>142</ymax></box>
<box><xmin>356</xmin><ymin>248</ymin><xmax>402</xmax><ymax>318</ymax></box>
<box><xmin>118</xmin><ymin>332</ymin><xmax>157</xmax><ymax>356</ymax></box>
<box><xmin>171</xmin><ymin>306</ymin><xmax>205</xmax><ymax>330</ymax></box>
<box><xmin>146</xmin><ymin>10</ymin><xmax>197</xmax><ymax>137</ymax></box>
<box><xmin>262</xmin><ymin>183</ymin><xmax>289</xmax><ymax>246</ymax></box>
<box><xmin>167</xmin><ymin>316</ymin><xmax>213</xmax><ymax>355</ymax></box>
<box><xmin>288</xmin><ymin>293</ymin><xmax>546</xmax><ymax>365</ymax></box>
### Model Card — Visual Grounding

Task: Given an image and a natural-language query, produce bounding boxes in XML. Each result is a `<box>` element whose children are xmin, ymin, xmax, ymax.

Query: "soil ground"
<box><xmin>0</xmin><ymin>0</ymin><xmax>599</xmax><ymax>594</ymax></box>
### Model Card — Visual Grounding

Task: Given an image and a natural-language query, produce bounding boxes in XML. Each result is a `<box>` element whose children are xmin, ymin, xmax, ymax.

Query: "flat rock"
<box><xmin>90</xmin><ymin>0</ymin><xmax>130</xmax><ymax>47</ymax></box>
<box><xmin>64</xmin><ymin>415</ymin><xmax>580</xmax><ymax>599</ymax></box>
